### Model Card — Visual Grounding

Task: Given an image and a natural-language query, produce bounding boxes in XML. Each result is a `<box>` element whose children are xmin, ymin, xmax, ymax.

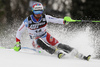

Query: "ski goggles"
<box><xmin>33</xmin><ymin>10</ymin><xmax>43</xmax><ymax>15</ymax></box>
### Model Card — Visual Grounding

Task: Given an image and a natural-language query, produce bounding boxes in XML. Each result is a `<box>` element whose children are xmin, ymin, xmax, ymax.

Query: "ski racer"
<box><xmin>14</xmin><ymin>2</ymin><xmax>91</xmax><ymax>60</ymax></box>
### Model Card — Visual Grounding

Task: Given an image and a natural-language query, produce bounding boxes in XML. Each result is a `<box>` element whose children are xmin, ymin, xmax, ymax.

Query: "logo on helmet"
<box><xmin>32</xmin><ymin>2</ymin><xmax>44</xmax><ymax>11</ymax></box>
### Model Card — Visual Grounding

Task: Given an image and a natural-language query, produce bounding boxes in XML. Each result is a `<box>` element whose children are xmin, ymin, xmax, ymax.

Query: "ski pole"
<box><xmin>64</xmin><ymin>16</ymin><xmax>100</xmax><ymax>23</ymax></box>
<box><xmin>21</xmin><ymin>47</ymin><xmax>41</xmax><ymax>53</ymax></box>
<box><xmin>0</xmin><ymin>46</ymin><xmax>41</xmax><ymax>53</ymax></box>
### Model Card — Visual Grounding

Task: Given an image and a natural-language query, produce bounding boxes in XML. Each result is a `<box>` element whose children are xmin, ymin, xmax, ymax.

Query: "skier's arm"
<box><xmin>16</xmin><ymin>18</ymin><xmax>28</xmax><ymax>42</ymax></box>
<box><xmin>14</xmin><ymin>18</ymin><xmax>28</xmax><ymax>51</ymax></box>
<box><xmin>46</xmin><ymin>15</ymin><xmax>65</xmax><ymax>24</ymax></box>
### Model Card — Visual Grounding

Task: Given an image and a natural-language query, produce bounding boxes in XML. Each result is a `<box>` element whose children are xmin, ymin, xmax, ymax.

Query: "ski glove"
<box><xmin>64</xmin><ymin>16</ymin><xmax>69</xmax><ymax>24</ymax></box>
<box><xmin>14</xmin><ymin>42</ymin><xmax>21</xmax><ymax>51</ymax></box>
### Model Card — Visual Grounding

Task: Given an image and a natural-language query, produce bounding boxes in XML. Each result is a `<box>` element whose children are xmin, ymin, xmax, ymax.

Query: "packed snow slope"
<box><xmin>0</xmin><ymin>49</ymin><xmax>100</xmax><ymax>67</ymax></box>
<box><xmin>0</xmin><ymin>23</ymin><xmax>100</xmax><ymax>67</ymax></box>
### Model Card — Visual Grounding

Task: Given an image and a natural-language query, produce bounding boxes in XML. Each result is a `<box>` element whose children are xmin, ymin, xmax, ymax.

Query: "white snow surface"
<box><xmin>1</xmin><ymin>25</ymin><xmax>100</xmax><ymax>67</ymax></box>
<box><xmin>0</xmin><ymin>49</ymin><xmax>100</xmax><ymax>67</ymax></box>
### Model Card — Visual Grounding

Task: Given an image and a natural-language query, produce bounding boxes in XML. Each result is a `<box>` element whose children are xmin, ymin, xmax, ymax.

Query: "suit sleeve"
<box><xmin>45</xmin><ymin>15</ymin><xmax>65</xmax><ymax>24</ymax></box>
<box><xmin>16</xmin><ymin>18</ymin><xmax>28</xmax><ymax>42</ymax></box>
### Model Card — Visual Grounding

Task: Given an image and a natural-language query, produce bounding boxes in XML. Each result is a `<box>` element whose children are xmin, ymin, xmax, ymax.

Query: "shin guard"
<box><xmin>37</xmin><ymin>38</ymin><xmax>55</xmax><ymax>54</ymax></box>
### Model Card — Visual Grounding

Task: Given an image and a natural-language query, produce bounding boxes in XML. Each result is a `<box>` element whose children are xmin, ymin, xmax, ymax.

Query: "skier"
<box><xmin>14</xmin><ymin>2</ymin><xmax>91</xmax><ymax>60</ymax></box>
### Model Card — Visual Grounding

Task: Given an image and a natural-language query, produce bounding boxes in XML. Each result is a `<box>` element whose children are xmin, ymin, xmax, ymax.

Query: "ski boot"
<box><xmin>83</xmin><ymin>55</ymin><xmax>91</xmax><ymax>61</ymax></box>
<box><xmin>58</xmin><ymin>52</ymin><xmax>65</xmax><ymax>59</ymax></box>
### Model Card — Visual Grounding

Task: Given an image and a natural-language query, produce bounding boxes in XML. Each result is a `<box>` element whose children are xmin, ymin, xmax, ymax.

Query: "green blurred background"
<box><xmin>0</xmin><ymin>0</ymin><xmax>100</xmax><ymax>24</ymax></box>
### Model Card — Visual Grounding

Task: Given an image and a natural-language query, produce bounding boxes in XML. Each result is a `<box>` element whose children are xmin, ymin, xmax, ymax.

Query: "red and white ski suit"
<box><xmin>16</xmin><ymin>14</ymin><xmax>65</xmax><ymax>48</ymax></box>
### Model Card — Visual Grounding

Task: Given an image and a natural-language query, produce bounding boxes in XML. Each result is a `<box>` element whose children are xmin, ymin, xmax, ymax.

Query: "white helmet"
<box><xmin>32</xmin><ymin>2</ymin><xmax>44</xmax><ymax>15</ymax></box>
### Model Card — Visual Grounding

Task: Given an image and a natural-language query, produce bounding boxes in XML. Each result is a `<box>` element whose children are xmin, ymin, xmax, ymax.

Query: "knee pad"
<box><xmin>36</xmin><ymin>38</ymin><xmax>55</xmax><ymax>54</ymax></box>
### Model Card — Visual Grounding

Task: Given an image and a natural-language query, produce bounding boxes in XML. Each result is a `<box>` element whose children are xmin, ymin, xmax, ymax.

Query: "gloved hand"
<box><xmin>64</xmin><ymin>16</ymin><xmax>69</xmax><ymax>24</ymax></box>
<box><xmin>13</xmin><ymin>42</ymin><xmax>21</xmax><ymax>51</ymax></box>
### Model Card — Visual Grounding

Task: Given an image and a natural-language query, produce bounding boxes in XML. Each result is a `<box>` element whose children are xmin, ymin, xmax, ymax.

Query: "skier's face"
<box><xmin>34</xmin><ymin>14</ymin><xmax>42</xmax><ymax>19</ymax></box>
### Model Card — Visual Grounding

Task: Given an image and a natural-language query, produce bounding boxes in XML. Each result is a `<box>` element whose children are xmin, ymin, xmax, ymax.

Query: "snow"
<box><xmin>0</xmin><ymin>49</ymin><xmax>100</xmax><ymax>67</ymax></box>
<box><xmin>0</xmin><ymin>23</ymin><xmax>100</xmax><ymax>67</ymax></box>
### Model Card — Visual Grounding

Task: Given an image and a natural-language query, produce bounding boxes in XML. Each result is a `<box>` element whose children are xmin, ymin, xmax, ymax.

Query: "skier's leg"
<box><xmin>36</xmin><ymin>37</ymin><xmax>65</xmax><ymax>58</ymax></box>
<box><xmin>36</xmin><ymin>38</ymin><xmax>56</xmax><ymax>54</ymax></box>
<box><xmin>40</xmin><ymin>32</ymin><xmax>66</xmax><ymax>58</ymax></box>
<box><xmin>41</xmin><ymin>32</ymin><xmax>91</xmax><ymax>60</ymax></box>
<box><xmin>44</xmin><ymin>32</ymin><xmax>59</xmax><ymax>46</ymax></box>
<box><xmin>30</xmin><ymin>35</ymin><xmax>41</xmax><ymax>49</ymax></box>
<box><xmin>69</xmin><ymin>49</ymin><xmax>91</xmax><ymax>61</ymax></box>
<box><xmin>57</xmin><ymin>43</ymin><xmax>91</xmax><ymax>60</ymax></box>
<box><xmin>57</xmin><ymin>43</ymin><xmax>74</xmax><ymax>53</ymax></box>
<box><xmin>31</xmin><ymin>38</ymin><xmax>40</xmax><ymax>48</ymax></box>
